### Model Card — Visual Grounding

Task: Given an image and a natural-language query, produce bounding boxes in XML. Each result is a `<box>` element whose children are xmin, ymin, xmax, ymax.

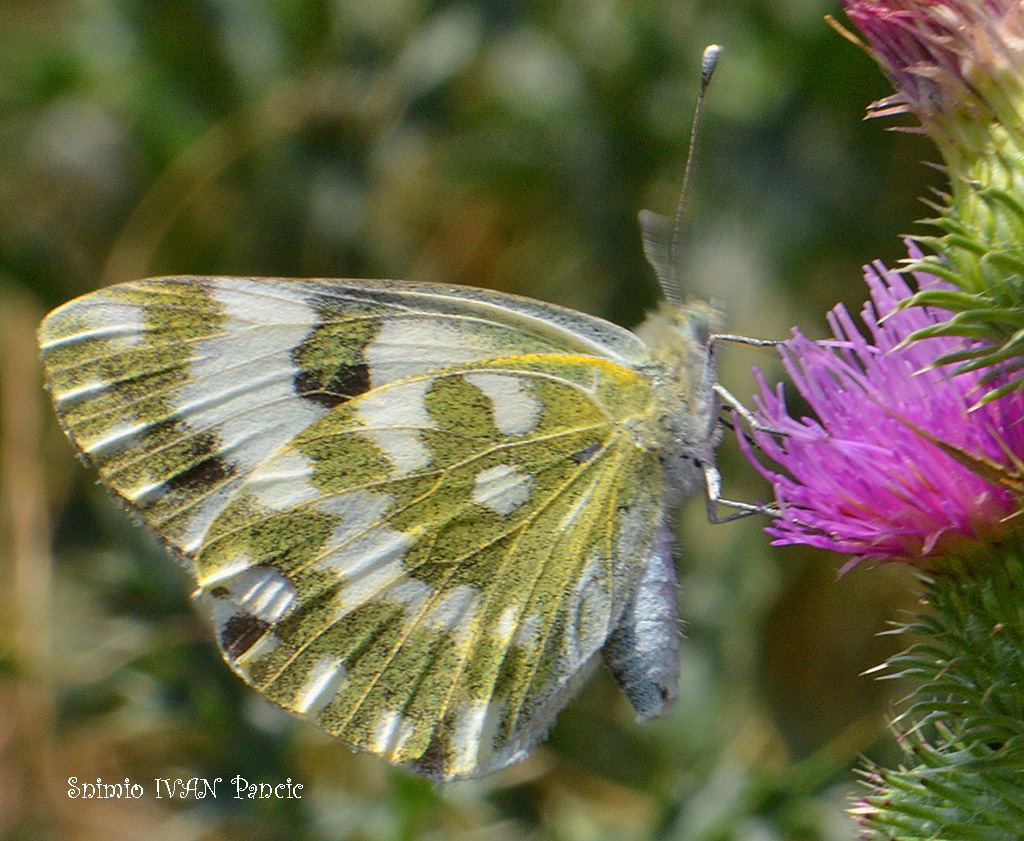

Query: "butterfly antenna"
<box><xmin>640</xmin><ymin>44</ymin><xmax>721</xmax><ymax>306</ymax></box>
<box><xmin>673</xmin><ymin>45</ymin><xmax>721</xmax><ymax>286</ymax></box>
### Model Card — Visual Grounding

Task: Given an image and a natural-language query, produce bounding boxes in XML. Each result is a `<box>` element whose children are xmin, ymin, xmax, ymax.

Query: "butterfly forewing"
<box><xmin>38</xmin><ymin>277</ymin><xmax>649</xmax><ymax>562</ymax></box>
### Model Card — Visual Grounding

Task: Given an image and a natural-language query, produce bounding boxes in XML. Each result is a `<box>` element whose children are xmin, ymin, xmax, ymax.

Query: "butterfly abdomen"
<box><xmin>601</xmin><ymin>522</ymin><xmax>681</xmax><ymax>720</ymax></box>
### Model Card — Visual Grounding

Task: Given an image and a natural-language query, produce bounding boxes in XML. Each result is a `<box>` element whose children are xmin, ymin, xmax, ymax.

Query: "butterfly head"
<box><xmin>636</xmin><ymin>299</ymin><xmax>722</xmax><ymax>389</ymax></box>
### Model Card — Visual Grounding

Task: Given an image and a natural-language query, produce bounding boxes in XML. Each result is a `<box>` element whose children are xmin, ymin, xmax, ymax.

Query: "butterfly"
<box><xmin>39</xmin><ymin>46</ymin><xmax>738</xmax><ymax>784</ymax></box>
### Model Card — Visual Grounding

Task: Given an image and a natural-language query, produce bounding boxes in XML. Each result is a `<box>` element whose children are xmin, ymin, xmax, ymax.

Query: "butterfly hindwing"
<box><xmin>194</xmin><ymin>356</ymin><xmax>665</xmax><ymax>780</ymax></box>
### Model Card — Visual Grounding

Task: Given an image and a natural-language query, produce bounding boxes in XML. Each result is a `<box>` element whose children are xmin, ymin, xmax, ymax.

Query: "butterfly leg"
<box><xmin>702</xmin><ymin>462</ymin><xmax>778</xmax><ymax>523</ymax></box>
<box><xmin>706</xmin><ymin>331</ymin><xmax>786</xmax><ymax>440</ymax></box>
<box><xmin>601</xmin><ymin>522</ymin><xmax>680</xmax><ymax>720</ymax></box>
<box><xmin>709</xmin><ymin>333</ymin><xmax>781</xmax><ymax>348</ymax></box>
<box><xmin>712</xmin><ymin>382</ymin><xmax>784</xmax><ymax>437</ymax></box>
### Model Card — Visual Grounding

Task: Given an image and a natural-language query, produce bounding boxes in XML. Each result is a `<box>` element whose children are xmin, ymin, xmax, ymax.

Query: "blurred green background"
<box><xmin>1</xmin><ymin>1</ymin><xmax>933</xmax><ymax>839</ymax></box>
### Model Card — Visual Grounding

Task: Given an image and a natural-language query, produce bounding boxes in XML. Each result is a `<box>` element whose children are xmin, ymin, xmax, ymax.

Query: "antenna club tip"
<box><xmin>701</xmin><ymin>44</ymin><xmax>722</xmax><ymax>83</ymax></box>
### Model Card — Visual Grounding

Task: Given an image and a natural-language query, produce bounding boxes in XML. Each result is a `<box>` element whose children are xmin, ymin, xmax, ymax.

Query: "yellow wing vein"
<box><xmin>333</xmin><ymin>432</ymin><xmax>631</xmax><ymax>748</ymax></box>
<box><xmin>501</xmin><ymin>442</ymin><xmax>629</xmax><ymax>736</ymax></box>
<box><xmin>255</xmin><ymin>424</ymin><xmax>618</xmax><ymax>697</ymax></box>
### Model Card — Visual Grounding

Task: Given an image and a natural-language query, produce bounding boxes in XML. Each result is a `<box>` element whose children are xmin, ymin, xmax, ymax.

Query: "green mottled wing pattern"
<box><xmin>196</xmin><ymin>356</ymin><xmax>663</xmax><ymax>780</ymax></box>
<box><xmin>38</xmin><ymin>276</ymin><xmax>666</xmax><ymax>781</ymax></box>
<box><xmin>38</xmin><ymin>277</ymin><xmax>648</xmax><ymax>565</ymax></box>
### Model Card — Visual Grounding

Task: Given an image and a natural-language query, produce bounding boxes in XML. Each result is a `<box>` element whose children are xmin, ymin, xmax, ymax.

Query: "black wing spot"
<box><xmin>569</xmin><ymin>442</ymin><xmax>601</xmax><ymax>464</ymax></box>
<box><xmin>165</xmin><ymin>433</ymin><xmax>234</xmax><ymax>493</ymax></box>
<box><xmin>167</xmin><ymin>455</ymin><xmax>231</xmax><ymax>491</ymax></box>
<box><xmin>410</xmin><ymin>723</ymin><xmax>454</xmax><ymax>780</ymax></box>
<box><xmin>294</xmin><ymin>362</ymin><xmax>371</xmax><ymax>408</ymax></box>
<box><xmin>221</xmin><ymin>614</ymin><xmax>271</xmax><ymax>661</ymax></box>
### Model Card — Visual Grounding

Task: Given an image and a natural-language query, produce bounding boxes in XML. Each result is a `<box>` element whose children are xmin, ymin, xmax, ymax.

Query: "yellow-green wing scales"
<box><xmin>195</xmin><ymin>356</ymin><xmax>664</xmax><ymax>780</ymax></box>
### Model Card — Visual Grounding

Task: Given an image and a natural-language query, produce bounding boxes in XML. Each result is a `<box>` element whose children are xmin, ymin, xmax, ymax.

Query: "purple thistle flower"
<box><xmin>741</xmin><ymin>245</ymin><xmax>1024</xmax><ymax>569</ymax></box>
<box><xmin>837</xmin><ymin>0</ymin><xmax>1024</xmax><ymax>130</ymax></box>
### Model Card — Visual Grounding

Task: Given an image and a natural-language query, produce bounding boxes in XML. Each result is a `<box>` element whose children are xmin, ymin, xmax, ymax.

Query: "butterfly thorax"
<box><xmin>634</xmin><ymin>300</ymin><xmax>723</xmax><ymax>506</ymax></box>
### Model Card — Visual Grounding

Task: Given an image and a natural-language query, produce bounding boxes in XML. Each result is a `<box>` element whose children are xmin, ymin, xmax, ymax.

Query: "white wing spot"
<box><xmin>326</xmin><ymin>526</ymin><xmax>415</xmax><ymax>616</ymax></box>
<box><xmin>326</xmin><ymin>525</ymin><xmax>411</xmax><ymax>576</ymax></box>
<box><xmin>563</xmin><ymin>557</ymin><xmax>611</xmax><ymax>673</ymax></box>
<box><xmin>364</xmin><ymin>319</ymin><xmax>489</xmax><ymax>383</ymax></box>
<box><xmin>449</xmin><ymin>698</ymin><xmax>506</xmax><ymax>774</ymax></box>
<box><xmin>463</xmin><ymin>372</ymin><xmax>541</xmax><ymax>435</ymax></box>
<box><xmin>246</xmin><ymin>448</ymin><xmax>318</xmax><ymax>510</ymax></box>
<box><xmin>514</xmin><ymin>613</ymin><xmax>541</xmax><ymax>649</ymax></box>
<box><xmin>212</xmin><ymin>283</ymin><xmax>319</xmax><ymax>328</ymax></box>
<box><xmin>318</xmin><ymin>491</ymin><xmax>395</xmax><ymax>547</ymax></box>
<box><xmin>385</xmin><ymin>581</ymin><xmax>481</xmax><ymax>640</ymax></box>
<box><xmin>202</xmin><ymin>565</ymin><xmax>299</xmax><ymax>623</ymax></box>
<box><xmin>472</xmin><ymin>464</ymin><xmax>533</xmax><ymax>516</ymax></box>
<box><xmin>318</xmin><ymin>492</ymin><xmax>407</xmax><ymax>618</ymax></box>
<box><xmin>387</xmin><ymin>578</ymin><xmax>432</xmax><ymax>628</ymax></box>
<box><xmin>357</xmin><ymin>379</ymin><xmax>435</xmax><ymax>475</ymax></box>
<box><xmin>496</xmin><ymin>605</ymin><xmax>518</xmax><ymax>644</ymax></box>
<box><xmin>238</xmin><ymin>568</ymin><xmax>298</xmax><ymax>623</ymax></box>
<box><xmin>423</xmin><ymin>585</ymin><xmax>481</xmax><ymax>641</ymax></box>
<box><xmin>294</xmin><ymin>656</ymin><xmax>348</xmax><ymax>716</ymax></box>
<box><xmin>232</xmin><ymin>631</ymin><xmax>281</xmax><ymax>677</ymax></box>
<box><xmin>360</xmin><ymin>428</ymin><xmax>431</xmax><ymax>475</ymax></box>
<box><xmin>372</xmin><ymin>710</ymin><xmax>417</xmax><ymax>758</ymax></box>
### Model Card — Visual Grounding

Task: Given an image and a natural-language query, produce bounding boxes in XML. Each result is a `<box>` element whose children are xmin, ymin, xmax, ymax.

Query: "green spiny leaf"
<box><xmin>976</xmin><ymin>186</ymin><xmax>1024</xmax><ymax>227</ymax></box>
<box><xmin>943</xmin><ymin>233</ymin><xmax>990</xmax><ymax>256</ymax></box>
<box><xmin>982</xmin><ymin>251</ymin><xmax>1024</xmax><ymax>279</ymax></box>
<box><xmin>902</xmin><ymin>287</ymin><xmax>988</xmax><ymax>311</ymax></box>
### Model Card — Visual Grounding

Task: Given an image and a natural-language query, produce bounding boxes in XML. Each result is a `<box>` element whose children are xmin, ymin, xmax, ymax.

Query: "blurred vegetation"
<box><xmin>1</xmin><ymin>1</ymin><xmax>935</xmax><ymax>839</ymax></box>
